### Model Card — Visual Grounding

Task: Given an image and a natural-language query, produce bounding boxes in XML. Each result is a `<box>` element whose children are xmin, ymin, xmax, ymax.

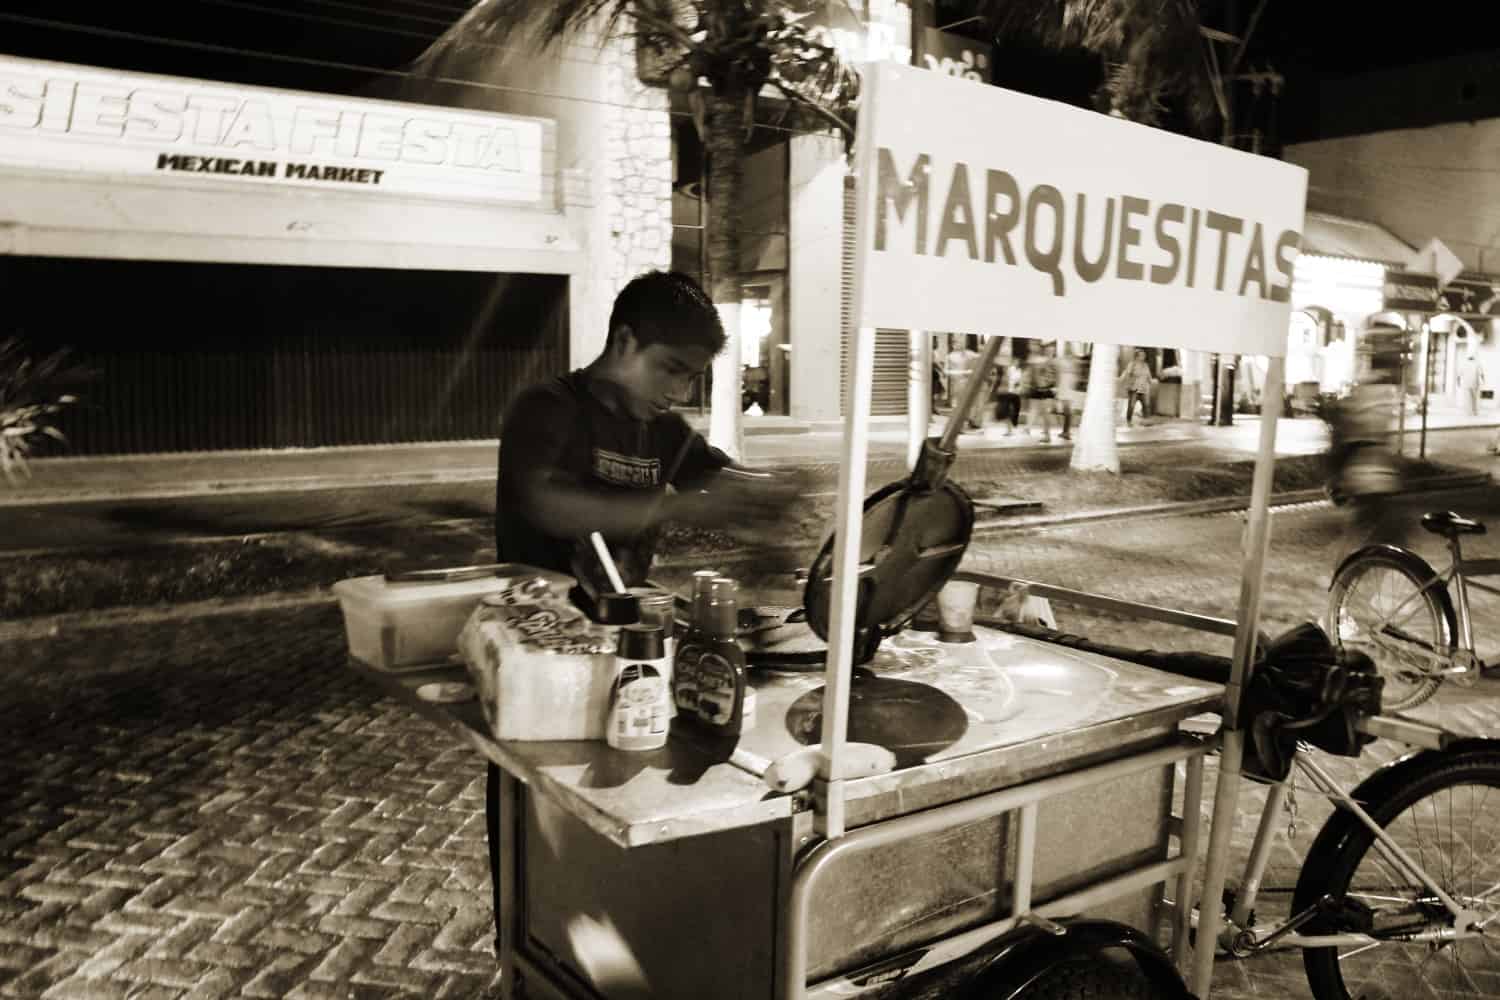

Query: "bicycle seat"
<box><xmin>1421</xmin><ymin>511</ymin><xmax>1486</xmax><ymax>537</ymax></box>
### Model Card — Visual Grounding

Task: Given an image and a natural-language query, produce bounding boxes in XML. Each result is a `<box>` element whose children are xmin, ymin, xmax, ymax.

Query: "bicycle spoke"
<box><xmin>1318</xmin><ymin>771</ymin><xmax>1500</xmax><ymax>1000</ymax></box>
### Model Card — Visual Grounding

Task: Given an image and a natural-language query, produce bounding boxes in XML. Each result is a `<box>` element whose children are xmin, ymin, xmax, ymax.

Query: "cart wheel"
<box><xmin>999</xmin><ymin>955</ymin><xmax>1167</xmax><ymax>999</ymax></box>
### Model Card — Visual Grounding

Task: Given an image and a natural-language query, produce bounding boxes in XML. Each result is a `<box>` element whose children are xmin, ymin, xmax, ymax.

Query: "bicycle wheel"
<box><xmin>1328</xmin><ymin>553</ymin><xmax>1453</xmax><ymax>711</ymax></box>
<box><xmin>1293</xmin><ymin>750</ymin><xmax>1500</xmax><ymax>1000</ymax></box>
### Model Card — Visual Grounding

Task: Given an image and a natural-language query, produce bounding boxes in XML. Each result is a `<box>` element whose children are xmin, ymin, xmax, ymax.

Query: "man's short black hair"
<box><xmin>608</xmin><ymin>270</ymin><xmax>726</xmax><ymax>355</ymax></box>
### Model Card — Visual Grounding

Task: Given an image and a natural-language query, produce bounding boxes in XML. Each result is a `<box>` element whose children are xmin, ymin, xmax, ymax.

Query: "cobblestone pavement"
<box><xmin>0</xmin><ymin>605</ymin><xmax>500</xmax><ymax>1000</ymax></box>
<box><xmin>7</xmin><ymin>487</ymin><xmax>1500</xmax><ymax>998</ymax></box>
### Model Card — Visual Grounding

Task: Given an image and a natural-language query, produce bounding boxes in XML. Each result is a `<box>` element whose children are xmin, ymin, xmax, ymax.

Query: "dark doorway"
<box><xmin>2</xmin><ymin>257</ymin><xmax>568</xmax><ymax>454</ymax></box>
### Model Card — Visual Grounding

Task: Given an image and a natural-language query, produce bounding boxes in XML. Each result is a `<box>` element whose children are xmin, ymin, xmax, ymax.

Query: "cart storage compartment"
<box><xmin>517</xmin><ymin>731</ymin><xmax>1176</xmax><ymax>995</ymax></box>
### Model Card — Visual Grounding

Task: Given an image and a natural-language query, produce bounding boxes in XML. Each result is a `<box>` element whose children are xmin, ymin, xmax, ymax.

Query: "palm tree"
<box><xmin>417</xmin><ymin>1</ymin><xmax>856</xmax><ymax>459</ymax></box>
<box><xmin>965</xmin><ymin>0</ymin><xmax>1220</xmax><ymax>473</ymax></box>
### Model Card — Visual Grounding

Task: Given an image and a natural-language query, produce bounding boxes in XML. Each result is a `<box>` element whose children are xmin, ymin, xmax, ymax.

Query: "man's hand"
<box><xmin>669</xmin><ymin>466</ymin><xmax>816</xmax><ymax>533</ymax></box>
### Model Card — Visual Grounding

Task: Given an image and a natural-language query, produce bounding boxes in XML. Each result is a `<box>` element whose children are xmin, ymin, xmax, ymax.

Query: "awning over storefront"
<box><xmin>0</xmin><ymin>169</ymin><xmax>585</xmax><ymax>274</ymax></box>
<box><xmin>1301</xmin><ymin>211</ymin><xmax>1414</xmax><ymax>266</ymax></box>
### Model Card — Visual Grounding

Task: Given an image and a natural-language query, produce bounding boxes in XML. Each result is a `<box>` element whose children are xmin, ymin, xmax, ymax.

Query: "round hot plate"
<box><xmin>784</xmin><ymin>671</ymin><xmax>969</xmax><ymax>768</ymax></box>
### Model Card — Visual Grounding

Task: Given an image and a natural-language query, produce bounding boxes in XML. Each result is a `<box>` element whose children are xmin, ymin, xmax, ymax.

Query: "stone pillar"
<box><xmin>788</xmin><ymin>133</ymin><xmax>845</xmax><ymax>422</ymax></box>
<box><xmin>583</xmin><ymin>25</ymin><xmax>674</xmax><ymax>364</ymax></box>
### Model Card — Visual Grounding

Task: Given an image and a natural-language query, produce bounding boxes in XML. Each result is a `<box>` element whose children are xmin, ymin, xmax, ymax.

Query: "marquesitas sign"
<box><xmin>0</xmin><ymin>56</ymin><xmax>547</xmax><ymax>206</ymax></box>
<box><xmin>852</xmin><ymin>63</ymin><xmax>1308</xmax><ymax>357</ymax></box>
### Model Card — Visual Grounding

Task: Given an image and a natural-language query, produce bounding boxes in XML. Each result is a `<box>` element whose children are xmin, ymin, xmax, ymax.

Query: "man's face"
<box><xmin>608</xmin><ymin>329</ymin><xmax>714</xmax><ymax>420</ymax></box>
<box><xmin>1135</xmin><ymin>350</ymin><xmax>1146</xmax><ymax>363</ymax></box>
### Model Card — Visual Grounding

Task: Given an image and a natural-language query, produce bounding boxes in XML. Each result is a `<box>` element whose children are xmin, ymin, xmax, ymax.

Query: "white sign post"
<box><xmin>819</xmin><ymin>62</ymin><xmax>1307</xmax><ymax>996</ymax></box>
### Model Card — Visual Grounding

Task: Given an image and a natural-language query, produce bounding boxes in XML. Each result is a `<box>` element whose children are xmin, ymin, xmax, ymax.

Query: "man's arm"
<box><xmin>503</xmin><ymin>396</ymin><xmax>748</xmax><ymax>542</ymax></box>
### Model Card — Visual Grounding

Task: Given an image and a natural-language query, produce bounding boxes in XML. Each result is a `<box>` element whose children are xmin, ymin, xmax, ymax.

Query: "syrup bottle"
<box><xmin>607</xmin><ymin>625</ymin><xmax>670</xmax><ymax>751</ymax></box>
<box><xmin>672</xmin><ymin>569</ymin><xmax>718</xmax><ymax>716</ymax></box>
<box><xmin>693</xmin><ymin>576</ymin><xmax>747</xmax><ymax>736</ymax></box>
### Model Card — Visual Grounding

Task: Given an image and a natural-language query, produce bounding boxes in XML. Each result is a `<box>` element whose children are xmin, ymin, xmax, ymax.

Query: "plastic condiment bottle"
<box><xmin>672</xmin><ymin>569</ymin><xmax>719</xmax><ymax>715</ymax></box>
<box><xmin>607</xmin><ymin>625</ymin><xmax>670</xmax><ymax>751</ymax></box>
<box><xmin>693</xmin><ymin>577</ymin><xmax>747</xmax><ymax>735</ymax></box>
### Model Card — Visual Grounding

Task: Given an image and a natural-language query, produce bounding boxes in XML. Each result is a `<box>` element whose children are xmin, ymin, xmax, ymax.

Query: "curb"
<box><xmin>0</xmin><ymin>469</ymin><xmax>500</xmax><ymax>508</ymax></box>
<box><xmin>971</xmin><ymin>471</ymin><xmax>1491</xmax><ymax>535</ymax></box>
<box><xmin>0</xmin><ymin>589</ymin><xmax>337</xmax><ymax>641</ymax></box>
<box><xmin>0</xmin><ymin>443</ymin><xmax>1064</xmax><ymax>507</ymax></box>
<box><xmin>1</xmin><ymin>421</ymin><xmax>1490</xmax><ymax>508</ymax></box>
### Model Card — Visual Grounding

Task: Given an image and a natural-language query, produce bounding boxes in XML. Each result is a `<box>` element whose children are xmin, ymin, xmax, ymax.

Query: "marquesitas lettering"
<box><xmin>874</xmin><ymin>148</ymin><xmax>1300</xmax><ymax>303</ymax></box>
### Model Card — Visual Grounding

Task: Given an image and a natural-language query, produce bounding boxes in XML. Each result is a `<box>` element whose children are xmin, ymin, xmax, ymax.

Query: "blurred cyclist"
<box><xmin>1324</xmin><ymin>326</ymin><xmax>1407</xmax><ymax>552</ymax></box>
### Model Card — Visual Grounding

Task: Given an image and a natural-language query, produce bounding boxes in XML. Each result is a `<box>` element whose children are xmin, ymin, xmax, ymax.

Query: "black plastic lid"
<box><xmin>801</xmin><ymin>470</ymin><xmax>973</xmax><ymax>663</ymax></box>
<box><xmin>617</xmin><ymin>624</ymin><xmax>665</xmax><ymax>660</ymax></box>
<box><xmin>596</xmin><ymin>591</ymin><xmax>641</xmax><ymax>625</ymax></box>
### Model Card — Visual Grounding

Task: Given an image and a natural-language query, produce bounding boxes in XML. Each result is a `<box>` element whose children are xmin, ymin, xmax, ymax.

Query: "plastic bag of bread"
<box><xmin>458</xmin><ymin>570</ymin><xmax>620</xmax><ymax>741</ymax></box>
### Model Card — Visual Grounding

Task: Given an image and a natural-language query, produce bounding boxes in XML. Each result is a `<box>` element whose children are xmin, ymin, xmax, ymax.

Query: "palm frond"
<box><xmin>971</xmin><ymin>0</ymin><xmax>1215</xmax><ymax>131</ymax></box>
<box><xmin>466</xmin><ymin>0</ymin><xmax>626</xmax><ymax>46</ymax></box>
<box><xmin>411</xmin><ymin>0</ymin><xmax>628</xmax><ymax>73</ymax></box>
<box><xmin>0</xmin><ymin>336</ymin><xmax>95</xmax><ymax>485</ymax></box>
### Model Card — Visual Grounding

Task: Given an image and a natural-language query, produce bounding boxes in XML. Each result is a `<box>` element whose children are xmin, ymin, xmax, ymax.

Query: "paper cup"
<box><xmin>936</xmin><ymin>581</ymin><xmax>979</xmax><ymax>643</ymax></box>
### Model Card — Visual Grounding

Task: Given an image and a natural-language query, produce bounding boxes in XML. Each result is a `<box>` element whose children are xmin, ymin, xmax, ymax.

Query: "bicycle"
<box><xmin>964</xmin><ymin>571</ymin><xmax>1500</xmax><ymax>999</ymax></box>
<box><xmin>1196</xmin><ymin>725</ymin><xmax>1500</xmax><ymax>1000</ymax></box>
<box><xmin>1326</xmin><ymin>510</ymin><xmax>1498</xmax><ymax>711</ymax></box>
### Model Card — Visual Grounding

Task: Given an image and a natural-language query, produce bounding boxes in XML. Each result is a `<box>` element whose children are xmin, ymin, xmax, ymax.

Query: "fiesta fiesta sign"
<box><xmin>0</xmin><ymin>56</ymin><xmax>547</xmax><ymax>205</ymax></box>
<box><xmin>853</xmin><ymin>63</ymin><xmax>1308</xmax><ymax>357</ymax></box>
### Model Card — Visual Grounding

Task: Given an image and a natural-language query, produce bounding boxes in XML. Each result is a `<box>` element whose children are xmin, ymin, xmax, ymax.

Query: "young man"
<box><xmin>487</xmin><ymin>270</ymin><xmax>802</xmax><ymax>955</ymax></box>
<box><xmin>496</xmin><ymin>269</ymin><xmax>798</xmax><ymax>600</ymax></box>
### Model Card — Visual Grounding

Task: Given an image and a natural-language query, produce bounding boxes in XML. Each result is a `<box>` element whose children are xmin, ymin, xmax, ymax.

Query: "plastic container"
<box><xmin>606</xmin><ymin>625</ymin><xmax>670</xmax><ymax>752</ymax></box>
<box><xmin>333</xmin><ymin>564</ymin><xmax>571</xmax><ymax>671</ymax></box>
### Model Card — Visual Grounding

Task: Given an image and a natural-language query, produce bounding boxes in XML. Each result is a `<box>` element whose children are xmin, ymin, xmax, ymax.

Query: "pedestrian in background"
<box><xmin>1054</xmin><ymin>346</ymin><xmax>1078</xmax><ymax>442</ymax></box>
<box><xmin>994</xmin><ymin>358</ymin><xmax>1024</xmax><ymax>436</ymax></box>
<box><xmin>1027</xmin><ymin>343</ymin><xmax>1060</xmax><ymax>443</ymax></box>
<box><xmin>946</xmin><ymin>336</ymin><xmax>985</xmax><ymax>432</ymax></box>
<box><xmin>1458</xmin><ymin>352</ymin><xmax>1486</xmax><ymax>417</ymax></box>
<box><xmin>1119</xmin><ymin>348</ymin><xmax>1155</xmax><ymax>426</ymax></box>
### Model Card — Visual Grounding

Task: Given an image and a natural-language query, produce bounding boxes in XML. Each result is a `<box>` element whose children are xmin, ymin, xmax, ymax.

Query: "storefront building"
<box><xmin>1383</xmin><ymin>270</ymin><xmax>1500</xmax><ymax>413</ymax></box>
<box><xmin>1</xmin><ymin>20</ymin><xmax>667</xmax><ymax>454</ymax></box>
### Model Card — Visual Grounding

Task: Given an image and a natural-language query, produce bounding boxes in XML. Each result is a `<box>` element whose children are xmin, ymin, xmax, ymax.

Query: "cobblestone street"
<box><xmin>1</xmin><ymin>605</ymin><xmax>500</xmax><ymax>999</ymax></box>
<box><xmin>6</xmin><ymin>484</ymin><xmax>1500</xmax><ymax>998</ymax></box>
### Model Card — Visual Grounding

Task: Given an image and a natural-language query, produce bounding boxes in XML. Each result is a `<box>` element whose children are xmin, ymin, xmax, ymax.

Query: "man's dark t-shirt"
<box><xmin>496</xmin><ymin>370</ymin><xmax>730</xmax><ymax>592</ymax></box>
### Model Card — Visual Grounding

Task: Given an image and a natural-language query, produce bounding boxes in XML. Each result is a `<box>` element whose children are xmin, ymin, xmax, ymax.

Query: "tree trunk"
<box><xmin>703</xmin><ymin>91</ymin><xmax>746</xmax><ymax>460</ymax></box>
<box><xmin>1071</xmin><ymin>342</ymin><xmax>1121</xmax><ymax>473</ymax></box>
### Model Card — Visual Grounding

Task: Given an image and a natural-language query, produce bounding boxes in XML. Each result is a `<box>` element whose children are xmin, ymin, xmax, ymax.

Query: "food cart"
<box><xmin>346</xmin><ymin>61</ymin><xmax>1309</xmax><ymax>999</ymax></box>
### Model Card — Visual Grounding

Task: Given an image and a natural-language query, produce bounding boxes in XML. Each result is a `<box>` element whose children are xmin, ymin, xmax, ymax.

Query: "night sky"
<box><xmin>1</xmin><ymin>2</ymin><xmax>1496</xmax><ymax>143</ymax></box>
